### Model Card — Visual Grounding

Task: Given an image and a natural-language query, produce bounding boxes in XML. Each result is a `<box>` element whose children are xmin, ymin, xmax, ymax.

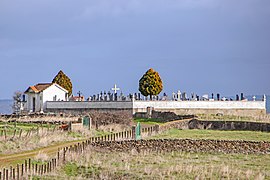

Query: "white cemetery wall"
<box><xmin>133</xmin><ymin>100</ymin><xmax>266</xmax><ymax>116</ymax></box>
<box><xmin>44</xmin><ymin>100</ymin><xmax>266</xmax><ymax>116</ymax></box>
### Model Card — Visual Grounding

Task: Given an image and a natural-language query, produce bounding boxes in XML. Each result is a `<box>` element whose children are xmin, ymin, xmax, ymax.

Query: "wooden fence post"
<box><xmin>49</xmin><ymin>161</ymin><xmax>52</xmax><ymax>172</ymax></box>
<box><xmin>4</xmin><ymin>129</ymin><xmax>7</xmax><ymax>140</ymax></box>
<box><xmin>44</xmin><ymin>164</ymin><xmax>46</xmax><ymax>174</ymax></box>
<box><xmin>3</xmin><ymin>168</ymin><xmax>5</xmax><ymax>180</ymax></box>
<box><xmin>28</xmin><ymin>159</ymin><xmax>31</xmax><ymax>172</ymax></box>
<box><xmin>19</xmin><ymin>129</ymin><xmax>22</xmax><ymax>139</ymax></box>
<box><xmin>12</xmin><ymin>129</ymin><xmax>16</xmax><ymax>139</ymax></box>
<box><xmin>12</xmin><ymin>168</ymin><xmax>15</xmax><ymax>180</ymax></box>
<box><xmin>35</xmin><ymin>164</ymin><xmax>38</xmax><ymax>175</ymax></box>
<box><xmin>155</xmin><ymin>125</ymin><xmax>159</xmax><ymax>134</ymax></box>
<box><xmin>54</xmin><ymin>158</ymin><xmax>57</xmax><ymax>169</ymax></box>
<box><xmin>57</xmin><ymin>150</ymin><xmax>60</xmax><ymax>162</ymax></box>
<box><xmin>21</xmin><ymin>164</ymin><xmax>24</xmax><ymax>177</ymax></box>
<box><xmin>17</xmin><ymin>164</ymin><xmax>19</xmax><ymax>180</ymax></box>
<box><xmin>6</xmin><ymin>169</ymin><xmax>8</xmax><ymax>180</ymax></box>
<box><xmin>10</xmin><ymin>166</ymin><xmax>12</xmax><ymax>179</ymax></box>
<box><xmin>132</xmin><ymin>126</ymin><xmax>136</xmax><ymax>140</ymax></box>
<box><xmin>25</xmin><ymin>160</ymin><xmax>27</xmax><ymax>173</ymax></box>
<box><xmin>63</xmin><ymin>148</ymin><xmax>66</xmax><ymax>163</ymax></box>
<box><xmin>47</xmin><ymin>162</ymin><xmax>50</xmax><ymax>173</ymax></box>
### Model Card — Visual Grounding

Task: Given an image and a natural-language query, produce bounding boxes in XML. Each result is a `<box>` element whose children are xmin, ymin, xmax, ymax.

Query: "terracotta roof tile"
<box><xmin>25</xmin><ymin>83</ymin><xmax>52</xmax><ymax>93</ymax></box>
<box><xmin>34</xmin><ymin>83</ymin><xmax>52</xmax><ymax>92</ymax></box>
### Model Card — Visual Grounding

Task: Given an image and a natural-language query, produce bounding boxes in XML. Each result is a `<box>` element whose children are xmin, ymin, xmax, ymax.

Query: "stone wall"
<box><xmin>188</xmin><ymin>119</ymin><xmax>270</xmax><ymax>132</ymax></box>
<box><xmin>91</xmin><ymin>139</ymin><xmax>270</xmax><ymax>154</ymax></box>
<box><xmin>134</xmin><ymin>110</ymin><xmax>196</xmax><ymax>122</ymax></box>
<box><xmin>157</xmin><ymin>119</ymin><xmax>270</xmax><ymax>132</ymax></box>
<box><xmin>44</xmin><ymin>100</ymin><xmax>266</xmax><ymax>116</ymax></box>
<box><xmin>133</xmin><ymin>100</ymin><xmax>266</xmax><ymax>116</ymax></box>
<box><xmin>45</xmin><ymin>101</ymin><xmax>133</xmax><ymax>115</ymax></box>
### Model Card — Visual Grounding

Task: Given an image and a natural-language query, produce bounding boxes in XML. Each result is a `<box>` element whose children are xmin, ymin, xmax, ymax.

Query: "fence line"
<box><xmin>2</xmin><ymin>117</ymin><xmax>270</xmax><ymax>179</ymax></box>
<box><xmin>0</xmin><ymin>124</ymin><xmax>159</xmax><ymax>179</ymax></box>
<box><xmin>0</xmin><ymin>125</ymin><xmax>60</xmax><ymax>141</ymax></box>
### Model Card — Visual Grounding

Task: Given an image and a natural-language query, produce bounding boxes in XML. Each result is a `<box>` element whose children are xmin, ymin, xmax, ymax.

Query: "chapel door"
<box><xmin>33</xmin><ymin>97</ymin><xmax>36</xmax><ymax>112</ymax></box>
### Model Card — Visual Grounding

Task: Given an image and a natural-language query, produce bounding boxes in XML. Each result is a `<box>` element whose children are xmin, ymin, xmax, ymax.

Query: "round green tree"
<box><xmin>52</xmin><ymin>70</ymin><xmax>73</xmax><ymax>96</ymax></box>
<box><xmin>139</xmin><ymin>68</ymin><xmax>163</xmax><ymax>99</ymax></box>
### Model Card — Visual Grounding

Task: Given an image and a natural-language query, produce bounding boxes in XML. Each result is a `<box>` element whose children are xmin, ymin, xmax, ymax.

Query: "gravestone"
<box><xmin>172</xmin><ymin>92</ymin><xmax>176</xmax><ymax>101</ymax></box>
<box><xmin>241</xmin><ymin>93</ymin><xmax>244</xmax><ymax>100</ymax></box>
<box><xmin>104</xmin><ymin>91</ymin><xmax>108</xmax><ymax>101</ymax></box>
<box><xmin>108</xmin><ymin>92</ymin><xmax>112</xmax><ymax>101</ymax></box>
<box><xmin>177</xmin><ymin>90</ymin><xmax>181</xmax><ymax>101</ymax></box>
<box><xmin>182</xmin><ymin>92</ymin><xmax>187</xmax><ymax>101</ymax></box>
<box><xmin>100</xmin><ymin>91</ymin><xmax>103</xmax><ymax>101</ymax></box>
<box><xmin>236</xmin><ymin>94</ymin><xmax>239</xmax><ymax>101</ymax></box>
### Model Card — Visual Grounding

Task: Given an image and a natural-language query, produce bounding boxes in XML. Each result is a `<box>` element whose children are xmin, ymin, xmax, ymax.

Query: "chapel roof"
<box><xmin>25</xmin><ymin>83</ymin><xmax>53</xmax><ymax>93</ymax></box>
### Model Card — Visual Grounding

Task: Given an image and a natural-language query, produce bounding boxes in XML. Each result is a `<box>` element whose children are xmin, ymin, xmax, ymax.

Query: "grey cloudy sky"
<box><xmin>0</xmin><ymin>0</ymin><xmax>270</xmax><ymax>99</ymax></box>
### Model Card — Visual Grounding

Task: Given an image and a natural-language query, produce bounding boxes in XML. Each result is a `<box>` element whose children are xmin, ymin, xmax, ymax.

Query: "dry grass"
<box><xmin>43</xmin><ymin>147</ymin><xmax>270</xmax><ymax>179</ymax></box>
<box><xmin>0</xmin><ymin>130</ymin><xmax>84</xmax><ymax>154</ymax></box>
<box><xmin>198</xmin><ymin>114</ymin><xmax>270</xmax><ymax>123</ymax></box>
<box><xmin>34</xmin><ymin>151</ymin><xmax>50</xmax><ymax>162</ymax></box>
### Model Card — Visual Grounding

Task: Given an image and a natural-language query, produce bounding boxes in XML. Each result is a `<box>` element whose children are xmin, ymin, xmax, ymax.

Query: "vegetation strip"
<box><xmin>90</xmin><ymin>139</ymin><xmax>270</xmax><ymax>154</ymax></box>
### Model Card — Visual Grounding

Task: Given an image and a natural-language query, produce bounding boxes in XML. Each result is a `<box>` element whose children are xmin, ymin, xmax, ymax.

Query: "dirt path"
<box><xmin>0</xmin><ymin>139</ymin><xmax>86</xmax><ymax>168</ymax></box>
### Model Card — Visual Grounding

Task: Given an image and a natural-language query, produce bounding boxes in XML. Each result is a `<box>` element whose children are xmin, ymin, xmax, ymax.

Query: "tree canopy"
<box><xmin>52</xmin><ymin>70</ymin><xmax>73</xmax><ymax>96</ymax></box>
<box><xmin>139</xmin><ymin>68</ymin><xmax>163</xmax><ymax>99</ymax></box>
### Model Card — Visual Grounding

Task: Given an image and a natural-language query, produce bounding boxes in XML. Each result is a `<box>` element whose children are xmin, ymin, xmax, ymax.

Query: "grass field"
<box><xmin>40</xmin><ymin>149</ymin><xmax>270</xmax><ymax>179</ymax></box>
<box><xmin>149</xmin><ymin>128</ymin><xmax>270</xmax><ymax>142</ymax></box>
<box><xmin>134</xmin><ymin>118</ymin><xmax>165</xmax><ymax>125</ymax></box>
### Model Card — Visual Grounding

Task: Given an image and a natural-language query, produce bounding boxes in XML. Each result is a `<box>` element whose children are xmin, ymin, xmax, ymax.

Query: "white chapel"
<box><xmin>24</xmin><ymin>83</ymin><xmax>68</xmax><ymax>113</ymax></box>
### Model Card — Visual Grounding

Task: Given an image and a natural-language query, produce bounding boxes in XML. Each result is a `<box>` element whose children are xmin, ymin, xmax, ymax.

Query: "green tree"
<box><xmin>52</xmin><ymin>70</ymin><xmax>73</xmax><ymax>96</ymax></box>
<box><xmin>139</xmin><ymin>68</ymin><xmax>163</xmax><ymax>99</ymax></box>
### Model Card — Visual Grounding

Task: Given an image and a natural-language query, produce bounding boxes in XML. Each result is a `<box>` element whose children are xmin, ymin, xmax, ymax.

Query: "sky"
<box><xmin>0</xmin><ymin>0</ymin><xmax>270</xmax><ymax>99</ymax></box>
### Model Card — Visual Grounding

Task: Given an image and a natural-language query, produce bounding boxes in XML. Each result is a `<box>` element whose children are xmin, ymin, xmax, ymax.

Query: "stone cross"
<box><xmin>77</xmin><ymin>91</ymin><xmax>82</xmax><ymax>97</ymax></box>
<box><xmin>112</xmin><ymin>84</ymin><xmax>120</xmax><ymax>94</ymax></box>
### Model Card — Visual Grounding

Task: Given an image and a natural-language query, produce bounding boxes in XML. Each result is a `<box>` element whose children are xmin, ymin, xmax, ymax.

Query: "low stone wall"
<box><xmin>134</xmin><ymin>110</ymin><xmax>196</xmax><ymax>122</ymax></box>
<box><xmin>159</xmin><ymin>119</ymin><xmax>191</xmax><ymax>132</ymax></box>
<box><xmin>91</xmin><ymin>139</ymin><xmax>270</xmax><ymax>154</ymax></box>
<box><xmin>156</xmin><ymin>119</ymin><xmax>270</xmax><ymax>132</ymax></box>
<box><xmin>188</xmin><ymin>119</ymin><xmax>270</xmax><ymax>132</ymax></box>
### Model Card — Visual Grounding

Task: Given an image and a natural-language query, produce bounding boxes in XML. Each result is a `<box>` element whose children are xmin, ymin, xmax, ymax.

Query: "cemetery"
<box><xmin>43</xmin><ymin>91</ymin><xmax>266</xmax><ymax>117</ymax></box>
<box><xmin>0</xmin><ymin>69</ymin><xmax>269</xmax><ymax>179</ymax></box>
